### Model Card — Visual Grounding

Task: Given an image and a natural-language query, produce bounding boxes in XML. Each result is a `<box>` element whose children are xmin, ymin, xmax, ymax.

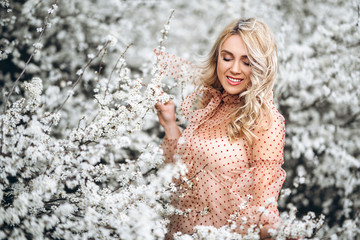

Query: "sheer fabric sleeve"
<box><xmin>249</xmin><ymin>110</ymin><xmax>286</xmax><ymax>227</ymax></box>
<box><xmin>160</xmin><ymin>135</ymin><xmax>180</xmax><ymax>164</ymax></box>
<box><xmin>230</xmin><ymin>109</ymin><xmax>286</xmax><ymax>231</ymax></box>
<box><xmin>156</xmin><ymin>51</ymin><xmax>200</xmax><ymax>82</ymax></box>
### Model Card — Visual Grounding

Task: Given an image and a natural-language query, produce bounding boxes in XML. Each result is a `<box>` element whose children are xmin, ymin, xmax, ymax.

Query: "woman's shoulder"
<box><xmin>263</xmin><ymin>93</ymin><xmax>284</xmax><ymax>124</ymax></box>
<box><xmin>255</xmin><ymin>101</ymin><xmax>285</xmax><ymax>136</ymax></box>
<box><xmin>271</xmin><ymin>104</ymin><xmax>285</xmax><ymax>126</ymax></box>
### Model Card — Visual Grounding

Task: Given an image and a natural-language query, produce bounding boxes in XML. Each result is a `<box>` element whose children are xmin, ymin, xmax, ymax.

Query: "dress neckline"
<box><xmin>220</xmin><ymin>90</ymin><xmax>242</xmax><ymax>105</ymax></box>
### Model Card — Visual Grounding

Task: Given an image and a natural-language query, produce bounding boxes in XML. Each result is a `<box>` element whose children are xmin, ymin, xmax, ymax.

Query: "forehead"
<box><xmin>220</xmin><ymin>34</ymin><xmax>247</xmax><ymax>56</ymax></box>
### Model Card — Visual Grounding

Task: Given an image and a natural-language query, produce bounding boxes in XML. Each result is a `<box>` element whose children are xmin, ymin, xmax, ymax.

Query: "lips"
<box><xmin>227</xmin><ymin>76</ymin><xmax>244</xmax><ymax>86</ymax></box>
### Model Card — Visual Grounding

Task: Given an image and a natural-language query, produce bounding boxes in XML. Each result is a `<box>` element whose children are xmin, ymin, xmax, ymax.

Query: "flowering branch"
<box><xmin>0</xmin><ymin>0</ymin><xmax>58</xmax><ymax>152</ymax></box>
<box><xmin>156</xmin><ymin>9</ymin><xmax>175</xmax><ymax>57</ymax></box>
<box><xmin>105</xmin><ymin>43</ymin><xmax>133</xmax><ymax>97</ymax></box>
<box><xmin>49</xmin><ymin>41</ymin><xmax>110</xmax><ymax>127</ymax></box>
<box><xmin>97</xmin><ymin>46</ymin><xmax>107</xmax><ymax>83</ymax></box>
<box><xmin>341</xmin><ymin>110</ymin><xmax>360</xmax><ymax>127</ymax></box>
<box><xmin>166</xmin><ymin>163</ymin><xmax>209</xmax><ymax>192</ymax></box>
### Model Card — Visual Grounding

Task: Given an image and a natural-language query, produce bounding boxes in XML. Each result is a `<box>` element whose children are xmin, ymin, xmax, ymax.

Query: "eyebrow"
<box><xmin>221</xmin><ymin>49</ymin><xmax>248</xmax><ymax>58</ymax></box>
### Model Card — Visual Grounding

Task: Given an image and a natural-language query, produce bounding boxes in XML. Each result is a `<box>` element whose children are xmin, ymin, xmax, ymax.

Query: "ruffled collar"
<box><xmin>221</xmin><ymin>90</ymin><xmax>242</xmax><ymax>105</ymax></box>
<box><xmin>181</xmin><ymin>86</ymin><xmax>242</xmax><ymax>124</ymax></box>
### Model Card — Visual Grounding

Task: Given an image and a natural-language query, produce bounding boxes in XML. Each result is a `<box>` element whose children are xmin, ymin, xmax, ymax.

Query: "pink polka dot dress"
<box><xmin>159</xmin><ymin>53</ymin><xmax>286</xmax><ymax>238</ymax></box>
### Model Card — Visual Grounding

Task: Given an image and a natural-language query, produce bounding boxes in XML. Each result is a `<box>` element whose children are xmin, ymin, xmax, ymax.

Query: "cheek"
<box><xmin>245</xmin><ymin>68</ymin><xmax>252</xmax><ymax>79</ymax></box>
<box><xmin>245</xmin><ymin>73</ymin><xmax>252</xmax><ymax>86</ymax></box>
<box><xmin>217</xmin><ymin>60</ymin><xmax>227</xmax><ymax>75</ymax></box>
<box><xmin>216</xmin><ymin>60</ymin><xmax>222</xmax><ymax>76</ymax></box>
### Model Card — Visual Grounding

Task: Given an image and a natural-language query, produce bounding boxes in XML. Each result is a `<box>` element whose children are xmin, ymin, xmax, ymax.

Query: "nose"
<box><xmin>230</xmin><ymin>60</ymin><xmax>241</xmax><ymax>75</ymax></box>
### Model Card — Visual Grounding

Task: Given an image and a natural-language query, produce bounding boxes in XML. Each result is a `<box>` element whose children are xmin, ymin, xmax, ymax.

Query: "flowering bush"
<box><xmin>1</xmin><ymin>0</ymin><xmax>359</xmax><ymax>239</ymax></box>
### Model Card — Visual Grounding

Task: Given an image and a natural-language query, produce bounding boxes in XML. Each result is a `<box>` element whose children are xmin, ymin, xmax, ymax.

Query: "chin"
<box><xmin>223</xmin><ymin>87</ymin><xmax>245</xmax><ymax>95</ymax></box>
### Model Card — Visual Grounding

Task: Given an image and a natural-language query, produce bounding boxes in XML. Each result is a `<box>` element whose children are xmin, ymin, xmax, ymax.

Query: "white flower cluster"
<box><xmin>1</xmin><ymin>0</ymin><xmax>359</xmax><ymax>239</ymax></box>
<box><xmin>47</xmin><ymin>4</ymin><xmax>58</xmax><ymax>14</ymax></box>
<box><xmin>0</xmin><ymin>31</ymin><xmax>187</xmax><ymax>240</ymax></box>
<box><xmin>105</xmin><ymin>34</ymin><xmax>118</xmax><ymax>47</ymax></box>
<box><xmin>174</xmin><ymin>201</ymin><xmax>324</xmax><ymax>240</ymax></box>
<box><xmin>23</xmin><ymin>77</ymin><xmax>43</xmax><ymax>111</ymax></box>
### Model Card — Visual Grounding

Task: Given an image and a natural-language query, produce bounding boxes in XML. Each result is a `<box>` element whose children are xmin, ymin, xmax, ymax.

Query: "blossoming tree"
<box><xmin>0</xmin><ymin>0</ymin><xmax>359</xmax><ymax>239</ymax></box>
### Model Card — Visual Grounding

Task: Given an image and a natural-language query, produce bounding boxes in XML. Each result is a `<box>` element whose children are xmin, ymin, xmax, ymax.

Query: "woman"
<box><xmin>156</xmin><ymin>18</ymin><xmax>286</xmax><ymax>239</ymax></box>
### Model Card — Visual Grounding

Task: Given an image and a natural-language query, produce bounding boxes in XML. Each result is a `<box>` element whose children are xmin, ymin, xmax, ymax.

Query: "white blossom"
<box><xmin>105</xmin><ymin>34</ymin><xmax>118</xmax><ymax>47</ymax></box>
<box><xmin>76</xmin><ymin>68</ymin><xmax>83</xmax><ymax>76</ymax></box>
<box><xmin>0</xmin><ymin>1</ymin><xmax>358</xmax><ymax>239</ymax></box>
<box><xmin>33</xmin><ymin>42</ymin><xmax>43</xmax><ymax>50</ymax></box>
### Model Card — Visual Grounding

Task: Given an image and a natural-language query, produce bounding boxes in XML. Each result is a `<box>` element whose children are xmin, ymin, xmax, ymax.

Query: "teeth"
<box><xmin>227</xmin><ymin>76</ymin><xmax>243</xmax><ymax>82</ymax></box>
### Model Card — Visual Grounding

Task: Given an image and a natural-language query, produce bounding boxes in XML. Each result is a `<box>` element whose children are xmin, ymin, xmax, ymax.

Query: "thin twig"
<box><xmin>49</xmin><ymin>41</ymin><xmax>110</xmax><ymax>128</ymax></box>
<box><xmin>340</xmin><ymin>110</ymin><xmax>360</xmax><ymax>127</ymax></box>
<box><xmin>105</xmin><ymin>43</ymin><xmax>133</xmax><ymax>97</ymax></box>
<box><xmin>97</xmin><ymin>48</ymin><xmax>107</xmax><ymax>83</ymax></box>
<box><xmin>128</xmin><ymin>107</ymin><xmax>151</xmax><ymax>134</ymax></box>
<box><xmin>156</xmin><ymin>9</ymin><xmax>175</xmax><ymax>65</ymax></box>
<box><xmin>0</xmin><ymin>0</ymin><xmax>58</xmax><ymax>153</ymax></box>
<box><xmin>293</xmin><ymin>91</ymin><xmax>332</xmax><ymax>112</ymax></box>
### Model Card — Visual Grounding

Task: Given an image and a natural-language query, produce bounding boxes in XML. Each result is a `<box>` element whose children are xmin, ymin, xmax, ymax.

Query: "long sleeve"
<box><xmin>160</xmin><ymin>135</ymin><xmax>180</xmax><ymax>164</ymax></box>
<box><xmin>156</xmin><ymin>51</ymin><xmax>201</xmax><ymax>82</ymax></box>
<box><xmin>157</xmin><ymin>52</ymin><xmax>201</xmax><ymax>164</ymax></box>
<box><xmin>230</xmin><ymin>107</ymin><xmax>286</xmax><ymax>232</ymax></box>
<box><xmin>249</xmin><ymin>109</ymin><xmax>286</xmax><ymax>226</ymax></box>
<box><xmin>165</xmin><ymin>89</ymin><xmax>286</xmax><ymax>236</ymax></box>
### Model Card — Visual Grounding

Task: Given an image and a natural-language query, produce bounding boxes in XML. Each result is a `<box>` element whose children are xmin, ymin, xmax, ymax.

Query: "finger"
<box><xmin>154</xmin><ymin>103</ymin><xmax>160</xmax><ymax>111</ymax></box>
<box><xmin>155</xmin><ymin>98</ymin><xmax>173</xmax><ymax>111</ymax></box>
<box><xmin>154</xmin><ymin>103</ymin><xmax>164</xmax><ymax>114</ymax></box>
<box><xmin>163</xmin><ymin>100</ymin><xmax>173</xmax><ymax>107</ymax></box>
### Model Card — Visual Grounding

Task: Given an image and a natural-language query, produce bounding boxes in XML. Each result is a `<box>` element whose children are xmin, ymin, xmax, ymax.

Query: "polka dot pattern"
<box><xmin>159</xmin><ymin>55</ymin><xmax>286</xmax><ymax>238</ymax></box>
<box><xmin>156</xmin><ymin>51</ymin><xmax>200</xmax><ymax>82</ymax></box>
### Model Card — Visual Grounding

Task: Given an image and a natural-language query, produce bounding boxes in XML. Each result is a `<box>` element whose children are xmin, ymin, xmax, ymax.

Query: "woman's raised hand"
<box><xmin>155</xmin><ymin>100</ymin><xmax>181</xmax><ymax>140</ymax></box>
<box><xmin>155</xmin><ymin>100</ymin><xmax>176</xmax><ymax>128</ymax></box>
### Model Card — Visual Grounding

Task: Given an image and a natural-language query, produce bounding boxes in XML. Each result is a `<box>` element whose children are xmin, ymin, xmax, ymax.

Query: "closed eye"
<box><xmin>223</xmin><ymin>57</ymin><xmax>231</xmax><ymax>62</ymax></box>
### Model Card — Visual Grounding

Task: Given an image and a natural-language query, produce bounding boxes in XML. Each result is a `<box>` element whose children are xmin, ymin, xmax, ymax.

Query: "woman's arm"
<box><xmin>155</xmin><ymin>98</ymin><xmax>181</xmax><ymax>164</ymax></box>
<box><xmin>154</xmin><ymin>51</ymin><xmax>198</xmax><ymax>162</ymax></box>
<box><xmin>250</xmin><ymin>110</ymin><xmax>286</xmax><ymax>239</ymax></box>
<box><xmin>154</xmin><ymin>49</ymin><xmax>200</xmax><ymax>82</ymax></box>
<box><xmin>155</xmin><ymin>100</ymin><xmax>181</xmax><ymax>140</ymax></box>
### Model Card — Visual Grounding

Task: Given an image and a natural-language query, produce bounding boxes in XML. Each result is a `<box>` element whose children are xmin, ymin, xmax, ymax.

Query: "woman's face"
<box><xmin>216</xmin><ymin>34</ymin><xmax>251</xmax><ymax>95</ymax></box>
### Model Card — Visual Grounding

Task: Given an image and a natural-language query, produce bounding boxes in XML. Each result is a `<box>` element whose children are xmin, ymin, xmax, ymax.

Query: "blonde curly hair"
<box><xmin>199</xmin><ymin>18</ymin><xmax>278</xmax><ymax>144</ymax></box>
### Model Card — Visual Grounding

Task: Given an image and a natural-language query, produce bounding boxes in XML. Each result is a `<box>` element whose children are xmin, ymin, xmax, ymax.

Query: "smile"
<box><xmin>227</xmin><ymin>76</ymin><xmax>243</xmax><ymax>82</ymax></box>
<box><xmin>227</xmin><ymin>76</ymin><xmax>244</xmax><ymax>85</ymax></box>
